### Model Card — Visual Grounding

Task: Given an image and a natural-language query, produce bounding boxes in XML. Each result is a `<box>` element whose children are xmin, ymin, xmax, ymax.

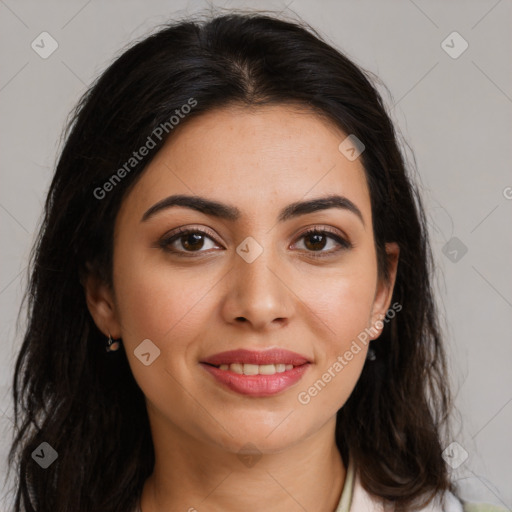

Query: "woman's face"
<box><xmin>87</xmin><ymin>104</ymin><xmax>398</xmax><ymax>454</ymax></box>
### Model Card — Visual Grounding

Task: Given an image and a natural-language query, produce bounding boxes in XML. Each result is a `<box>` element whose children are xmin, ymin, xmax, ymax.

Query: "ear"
<box><xmin>369</xmin><ymin>242</ymin><xmax>400</xmax><ymax>340</ymax></box>
<box><xmin>81</xmin><ymin>264</ymin><xmax>122</xmax><ymax>339</ymax></box>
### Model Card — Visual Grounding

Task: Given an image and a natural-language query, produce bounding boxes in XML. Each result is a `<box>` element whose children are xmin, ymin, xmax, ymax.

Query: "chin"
<box><xmin>207</xmin><ymin>418</ymin><xmax>305</xmax><ymax>455</ymax></box>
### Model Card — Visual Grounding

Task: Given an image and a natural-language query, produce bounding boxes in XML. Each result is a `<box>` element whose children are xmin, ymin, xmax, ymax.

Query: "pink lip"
<box><xmin>201</xmin><ymin>348</ymin><xmax>310</xmax><ymax>366</ymax></box>
<box><xmin>200</xmin><ymin>348</ymin><xmax>311</xmax><ymax>397</ymax></box>
<box><xmin>200</xmin><ymin>363</ymin><xmax>310</xmax><ymax>397</ymax></box>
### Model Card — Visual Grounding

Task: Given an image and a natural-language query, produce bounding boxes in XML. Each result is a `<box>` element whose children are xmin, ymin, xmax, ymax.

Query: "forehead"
<box><xmin>119</xmin><ymin>104</ymin><xmax>372</xmax><ymax>224</ymax></box>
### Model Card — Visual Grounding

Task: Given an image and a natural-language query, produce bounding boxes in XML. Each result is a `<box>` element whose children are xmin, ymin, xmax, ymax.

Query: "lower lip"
<box><xmin>200</xmin><ymin>363</ymin><xmax>310</xmax><ymax>397</ymax></box>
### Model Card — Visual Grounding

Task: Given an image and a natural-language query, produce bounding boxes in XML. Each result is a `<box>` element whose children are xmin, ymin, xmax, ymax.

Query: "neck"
<box><xmin>140</xmin><ymin>416</ymin><xmax>345</xmax><ymax>512</ymax></box>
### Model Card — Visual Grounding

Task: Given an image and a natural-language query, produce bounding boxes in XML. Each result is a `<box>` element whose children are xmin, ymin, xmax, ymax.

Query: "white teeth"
<box><xmin>216</xmin><ymin>363</ymin><xmax>297</xmax><ymax>374</ymax></box>
<box><xmin>230</xmin><ymin>363</ymin><xmax>244</xmax><ymax>374</ymax></box>
<box><xmin>258</xmin><ymin>364</ymin><xmax>277</xmax><ymax>375</ymax></box>
<box><xmin>243</xmin><ymin>364</ymin><xmax>259</xmax><ymax>375</ymax></box>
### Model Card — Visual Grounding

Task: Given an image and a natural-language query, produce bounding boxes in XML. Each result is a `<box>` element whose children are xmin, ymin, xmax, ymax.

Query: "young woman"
<box><xmin>7</xmin><ymin>11</ymin><xmax>506</xmax><ymax>512</ymax></box>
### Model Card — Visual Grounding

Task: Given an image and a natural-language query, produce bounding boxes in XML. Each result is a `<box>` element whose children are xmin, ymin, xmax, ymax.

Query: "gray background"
<box><xmin>0</xmin><ymin>0</ymin><xmax>511</xmax><ymax>509</ymax></box>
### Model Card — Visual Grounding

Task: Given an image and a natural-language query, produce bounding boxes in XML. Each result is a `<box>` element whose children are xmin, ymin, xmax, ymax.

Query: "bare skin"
<box><xmin>85</xmin><ymin>104</ymin><xmax>399</xmax><ymax>512</ymax></box>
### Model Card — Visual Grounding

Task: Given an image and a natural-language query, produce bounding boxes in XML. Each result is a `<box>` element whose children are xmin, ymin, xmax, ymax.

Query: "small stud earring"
<box><xmin>105</xmin><ymin>333</ymin><xmax>121</xmax><ymax>352</ymax></box>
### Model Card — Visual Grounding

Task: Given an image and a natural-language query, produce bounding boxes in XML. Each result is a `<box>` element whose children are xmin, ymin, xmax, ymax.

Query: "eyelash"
<box><xmin>158</xmin><ymin>226</ymin><xmax>352</xmax><ymax>259</ymax></box>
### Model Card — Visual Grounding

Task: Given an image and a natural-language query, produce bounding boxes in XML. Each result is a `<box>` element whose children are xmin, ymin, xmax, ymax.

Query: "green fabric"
<box><xmin>463</xmin><ymin>502</ymin><xmax>510</xmax><ymax>512</ymax></box>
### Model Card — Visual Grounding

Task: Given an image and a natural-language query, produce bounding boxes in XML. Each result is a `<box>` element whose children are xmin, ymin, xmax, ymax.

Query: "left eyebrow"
<box><xmin>140</xmin><ymin>193</ymin><xmax>365</xmax><ymax>227</ymax></box>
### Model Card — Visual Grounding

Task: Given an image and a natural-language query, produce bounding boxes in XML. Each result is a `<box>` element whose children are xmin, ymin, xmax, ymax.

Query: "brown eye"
<box><xmin>159</xmin><ymin>228</ymin><xmax>221</xmax><ymax>255</ymax></box>
<box><xmin>303</xmin><ymin>231</ymin><xmax>328</xmax><ymax>251</ymax></box>
<box><xmin>294</xmin><ymin>228</ymin><xmax>352</xmax><ymax>257</ymax></box>
<box><xmin>180</xmin><ymin>232</ymin><xmax>206</xmax><ymax>251</ymax></box>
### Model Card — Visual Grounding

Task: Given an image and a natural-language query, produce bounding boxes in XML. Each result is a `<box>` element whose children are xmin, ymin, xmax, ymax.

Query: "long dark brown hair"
<box><xmin>7</xmin><ymin>10</ymin><xmax>457</xmax><ymax>512</ymax></box>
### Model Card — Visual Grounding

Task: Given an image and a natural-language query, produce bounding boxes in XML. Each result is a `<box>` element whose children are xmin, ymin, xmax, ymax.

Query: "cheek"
<box><xmin>112</xmin><ymin>255</ymin><xmax>214</xmax><ymax>411</ymax></box>
<box><xmin>294</xmin><ymin>264</ymin><xmax>377</xmax><ymax>413</ymax></box>
<box><xmin>304</xmin><ymin>266</ymin><xmax>377</xmax><ymax>349</ymax></box>
<box><xmin>113</xmin><ymin>255</ymin><xmax>212</xmax><ymax>347</ymax></box>
<box><xmin>330</xmin><ymin>276</ymin><xmax>375</xmax><ymax>341</ymax></box>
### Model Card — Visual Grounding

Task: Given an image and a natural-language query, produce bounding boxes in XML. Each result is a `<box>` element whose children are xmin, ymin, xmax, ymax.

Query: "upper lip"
<box><xmin>201</xmin><ymin>348</ymin><xmax>310</xmax><ymax>366</ymax></box>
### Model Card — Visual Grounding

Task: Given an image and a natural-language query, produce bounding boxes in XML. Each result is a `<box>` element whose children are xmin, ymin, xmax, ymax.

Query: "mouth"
<box><xmin>203</xmin><ymin>362</ymin><xmax>300</xmax><ymax>375</ymax></box>
<box><xmin>200</xmin><ymin>348</ymin><xmax>310</xmax><ymax>367</ymax></box>
<box><xmin>199</xmin><ymin>348</ymin><xmax>311</xmax><ymax>397</ymax></box>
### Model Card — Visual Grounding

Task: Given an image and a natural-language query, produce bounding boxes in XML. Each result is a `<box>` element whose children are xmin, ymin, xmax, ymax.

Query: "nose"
<box><xmin>221</xmin><ymin>240</ymin><xmax>293</xmax><ymax>331</ymax></box>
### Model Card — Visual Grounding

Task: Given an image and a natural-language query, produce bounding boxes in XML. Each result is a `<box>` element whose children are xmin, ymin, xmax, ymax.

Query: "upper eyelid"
<box><xmin>160</xmin><ymin>225</ymin><xmax>350</xmax><ymax>249</ymax></box>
